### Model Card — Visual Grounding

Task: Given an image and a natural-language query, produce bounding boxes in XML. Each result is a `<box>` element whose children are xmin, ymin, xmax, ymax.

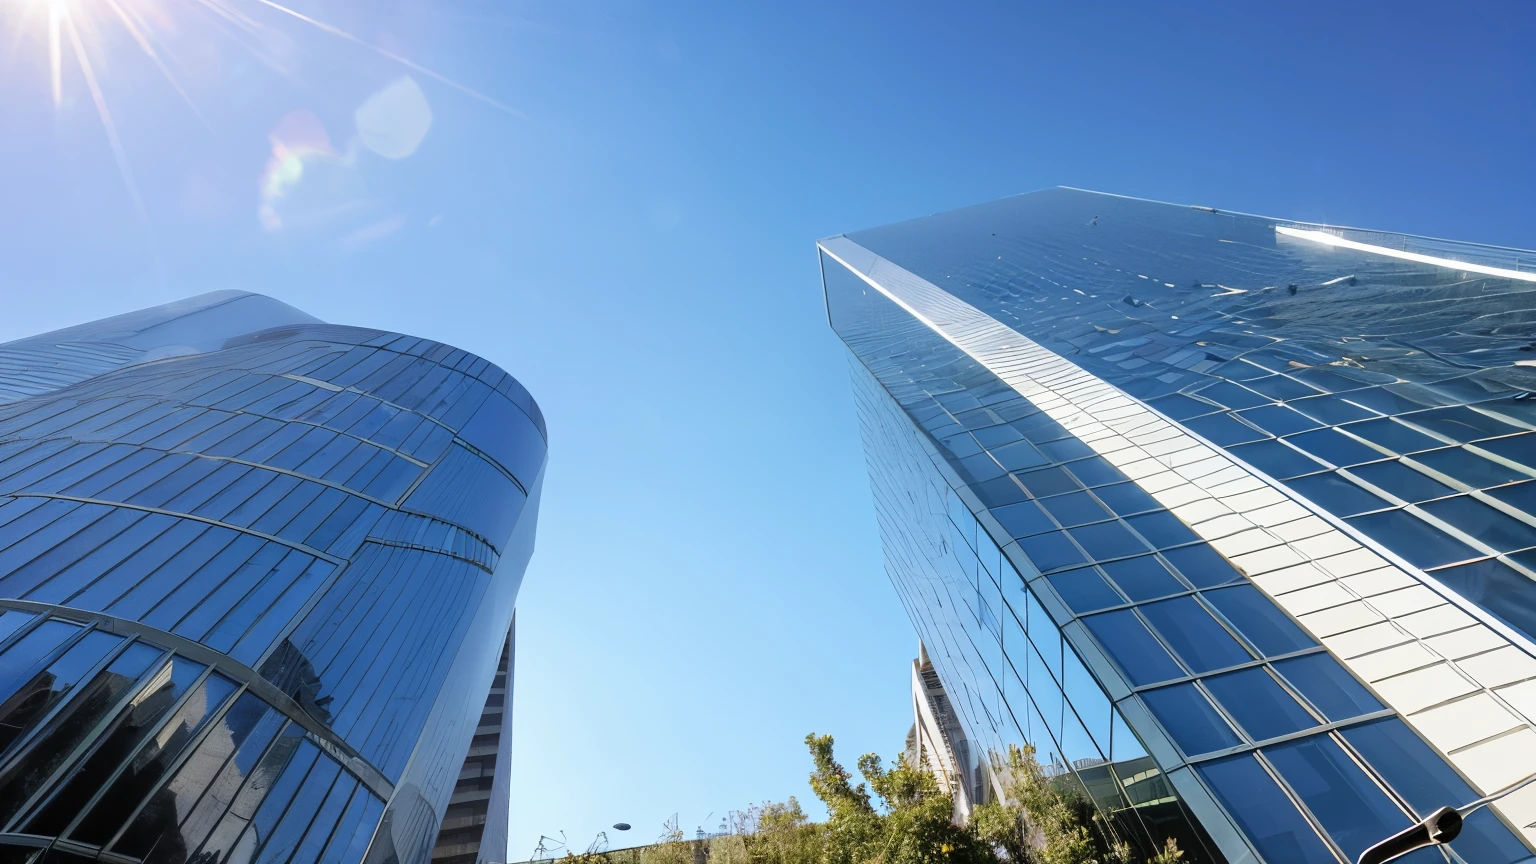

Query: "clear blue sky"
<box><xmin>2</xmin><ymin>0</ymin><xmax>1534</xmax><ymax>857</ymax></box>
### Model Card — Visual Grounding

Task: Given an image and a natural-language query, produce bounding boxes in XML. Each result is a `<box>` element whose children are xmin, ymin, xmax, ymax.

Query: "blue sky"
<box><xmin>2</xmin><ymin>0</ymin><xmax>1534</xmax><ymax>856</ymax></box>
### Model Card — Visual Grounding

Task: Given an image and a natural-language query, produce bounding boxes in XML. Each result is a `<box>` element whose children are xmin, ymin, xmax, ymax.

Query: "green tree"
<box><xmin>972</xmin><ymin>744</ymin><xmax>1181</xmax><ymax>864</ymax></box>
<box><xmin>804</xmin><ymin>733</ymin><xmax>997</xmax><ymax>864</ymax></box>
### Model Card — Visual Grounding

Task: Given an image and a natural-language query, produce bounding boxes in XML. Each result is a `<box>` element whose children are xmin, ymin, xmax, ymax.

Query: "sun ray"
<box><xmin>48</xmin><ymin>3</ymin><xmax>62</xmax><ymax>108</ymax></box>
<box><xmin>246</xmin><ymin>0</ymin><xmax>527</xmax><ymax>119</ymax></box>
<box><xmin>62</xmin><ymin>11</ymin><xmax>150</xmax><ymax>224</ymax></box>
<box><xmin>101</xmin><ymin>0</ymin><xmax>215</xmax><ymax>131</ymax></box>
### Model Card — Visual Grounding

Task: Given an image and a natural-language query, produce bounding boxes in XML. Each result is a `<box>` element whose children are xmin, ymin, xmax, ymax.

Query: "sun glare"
<box><xmin>8</xmin><ymin>0</ymin><xmax>519</xmax><ymax>240</ymax></box>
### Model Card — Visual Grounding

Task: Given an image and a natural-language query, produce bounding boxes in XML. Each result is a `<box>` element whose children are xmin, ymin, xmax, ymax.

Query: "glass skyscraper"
<box><xmin>823</xmin><ymin>188</ymin><xmax>1536</xmax><ymax>863</ymax></box>
<box><xmin>0</xmin><ymin>292</ymin><xmax>544</xmax><ymax>864</ymax></box>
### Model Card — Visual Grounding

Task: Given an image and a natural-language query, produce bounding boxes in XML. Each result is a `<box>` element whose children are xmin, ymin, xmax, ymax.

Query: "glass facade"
<box><xmin>823</xmin><ymin>188</ymin><xmax>1536</xmax><ymax>863</ymax></box>
<box><xmin>0</xmin><ymin>291</ymin><xmax>545</xmax><ymax>864</ymax></box>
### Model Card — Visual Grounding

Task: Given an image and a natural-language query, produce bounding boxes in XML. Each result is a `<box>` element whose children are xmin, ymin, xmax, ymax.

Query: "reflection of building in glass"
<box><xmin>0</xmin><ymin>292</ymin><xmax>544</xmax><ymax>863</ymax></box>
<box><xmin>906</xmin><ymin>641</ymin><xmax>979</xmax><ymax>821</ymax></box>
<box><xmin>824</xmin><ymin>189</ymin><xmax>1536</xmax><ymax>863</ymax></box>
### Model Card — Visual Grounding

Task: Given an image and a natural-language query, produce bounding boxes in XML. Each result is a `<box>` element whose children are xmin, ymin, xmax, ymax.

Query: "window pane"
<box><xmin>1202</xmin><ymin>667</ymin><xmax>1317</xmax><ymax>741</ymax></box>
<box><xmin>1411</xmin><ymin>447</ymin><xmax>1527</xmax><ymax>488</ymax></box>
<box><xmin>1047</xmin><ymin>567</ymin><xmax>1122</xmax><ymax>615</ymax></box>
<box><xmin>0</xmin><ymin>630</ymin><xmax>122</xmax><ymax>756</ymax></box>
<box><xmin>1339</xmin><ymin>718</ymin><xmax>1534</xmax><ymax>864</ymax></box>
<box><xmin>1039</xmin><ymin>492</ymin><xmax>1110</xmax><ymax>529</ymax></box>
<box><xmin>1285</xmin><ymin>428</ymin><xmax>1383</xmax><ymax>468</ymax></box>
<box><xmin>1272</xmin><ymin>654</ymin><xmax>1383</xmax><ymax>722</ymax></box>
<box><xmin>1139</xmin><ymin>597</ymin><xmax>1252</xmax><ymax>673</ymax></box>
<box><xmin>1346</xmin><ymin>510</ymin><xmax>1479</xmax><ymax>570</ymax></box>
<box><xmin>0</xmin><ymin>642</ymin><xmax>163</xmax><ymax>825</ymax></box>
<box><xmin>1093</xmin><ymin>483</ymin><xmax>1161</xmax><ymax>517</ymax></box>
<box><xmin>1228</xmin><ymin>440</ymin><xmax>1326</xmax><ymax>479</ymax></box>
<box><xmin>1342</xmin><ymin>419</ymin><xmax>1443</xmax><ymax>455</ymax></box>
<box><xmin>1425</xmin><ymin>558</ymin><xmax>1536</xmax><ymax>646</ymax></box>
<box><xmin>1202</xmin><ymin>585</ymin><xmax>1317</xmax><ymax>656</ymax></box>
<box><xmin>1141</xmin><ymin>683</ymin><xmax>1240</xmax><ymax>756</ymax></box>
<box><xmin>1286</xmin><ymin>473</ymin><xmax>1390</xmax><ymax>517</ymax></box>
<box><xmin>24</xmin><ymin>655</ymin><xmax>206</xmax><ymax>836</ymax></box>
<box><xmin>1017</xmin><ymin>531</ymin><xmax>1085</xmax><ymax>573</ymax></box>
<box><xmin>1161</xmin><ymin>545</ymin><xmax>1242</xmax><ymax>589</ymax></box>
<box><xmin>110</xmin><ymin>692</ymin><xmax>280</xmax><ymax>857</ymax></box>
<box><xmin>1347</xmin><ymin>460</ymin><xmax>1455</xmax><ymax>503</ymax></box>
<box><xmin>1124</xmin><ymin>511</ymin><xmax>1198</xmax><ymax>549</ymax></box>
<box><xmin>69</xmin><ymin>674</ymin><xmax>240</xmax><ymax>845</ymax></box>
<box><xmin>1196</xmin><ymin>754</ymin><xmax>1335</xmax><ymax>863</ymax></box>
<box><xmin>1263</xmin><ymin>734</ymin><xmax>1413</xmax><ymax>862</ymax></box>
<box><xmin>991</xmin><ymin>501</ymin><xmax>1054</xmax><ymax>539</ymax></box>
<box><xmin>0</xmin><ymin>621</ymin><xmax>83</xmax><ymax>703</ymax></box>
<box><xmin>1081</xmin><ymin>610</ymin><xmax>1182</xmax><ymax>686</ymax></box>
<box><xmin>1418</xmin><ymin>495</ymin><xmax>1536</xmax><ymax>552</ymax></box>
<box><xmin>1101</xmin><ymin>556</ymin><xmax>1185</xmax><ymax>602</ymax></box>
<box><xmin>1067</xmin><ymin>521</ymin><xmax>1149</xmax><ymax>560</ymax></box>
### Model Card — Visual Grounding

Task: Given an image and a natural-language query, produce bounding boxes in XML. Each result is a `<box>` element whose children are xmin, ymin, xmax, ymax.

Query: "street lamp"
<box><xmin>1358</xmin><ymin>771</ymin><xmax>1536</xmax><ymax>864</ymax></box>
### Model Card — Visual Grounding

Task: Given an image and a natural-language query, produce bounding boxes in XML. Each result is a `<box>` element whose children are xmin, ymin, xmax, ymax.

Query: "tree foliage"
<box><xmin>551</xmin><ymin>736</ymin><xmax>1185</xmax><ymax>864</ymax></box>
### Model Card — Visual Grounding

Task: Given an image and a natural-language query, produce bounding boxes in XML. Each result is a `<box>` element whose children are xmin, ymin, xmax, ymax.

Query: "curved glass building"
<box><xmin>0</xmin><ymin>292</ymin><xmax>544</xmax><ymax>864</ymax></box>
<box><xmin>824</xmin><ymin>189</ymin><xmax>1536</xmax><ymax>863</ymax></box>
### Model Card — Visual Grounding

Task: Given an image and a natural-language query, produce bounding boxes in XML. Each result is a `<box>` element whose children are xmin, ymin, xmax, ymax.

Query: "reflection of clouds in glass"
<box><xmin>259</xmin><ymin>110</ymin><xmax>339</xmax><ymax>230</ymax></box>
<box><xmin>355</xmin><ymin>76</ymin><xmax>433</xmax><ymax>160</ymax></box>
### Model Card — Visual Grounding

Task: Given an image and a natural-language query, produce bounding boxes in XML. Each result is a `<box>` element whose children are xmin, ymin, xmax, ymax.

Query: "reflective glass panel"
<box><xmin>1272</xmin><ymin>654</ymin><xmax>1384</xmax><ymax>722</ymax></box>
<box><xmin>1196</xmin><ymin>754</ymin><xmax>1335</xmax><ymax>863</ymax></box>
<box><xmin>1141</xmin><ymin>683</ymin><xmax>1240</xmax><ymax>756</ymax></box>
<box><xmin>1202</xmin><ymin>667</ymin><xmax>1317</xmax><ymax>741</ymax></box>
<box><xmin>1202</xmin><ymin>585</ymin><xmax>1317</xmax><ymax>657</ymax></box>
<box><xmin>1138</xmin><ymin>597</ymin><xmax>1251</xmax><ymax>673</ymax></box>
<box><xmin>1080</xmin><ymin>610</ymin><xmax>1182</xmax><ymax>686</ymax></box>
<box><xmin>1263</xmin><ymin>734</ymin><xmax>1413</xmax><ymax>862</ymax></box>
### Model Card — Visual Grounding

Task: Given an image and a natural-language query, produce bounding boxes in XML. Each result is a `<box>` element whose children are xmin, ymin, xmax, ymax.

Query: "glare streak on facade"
<box><xmin>0</xmin><ymin>292</ymin><xmax>543</xmax><ymax>863</ymax></box>
<box><xmin>824</xmin><ymin>188</ymin><xmax>1536</xmax><ymax>863</ymax></box>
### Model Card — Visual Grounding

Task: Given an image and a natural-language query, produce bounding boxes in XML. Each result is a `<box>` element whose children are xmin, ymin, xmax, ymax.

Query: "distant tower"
<box><xmin>434</xmin><ymin>613</ymin><xmax>517</xmax><ymax>863</ymax></box>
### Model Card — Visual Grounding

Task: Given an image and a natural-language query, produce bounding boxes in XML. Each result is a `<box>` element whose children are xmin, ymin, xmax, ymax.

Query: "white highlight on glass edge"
<box><xmin>1276</xmin><ymin>226</ymin><xmax>1536</xmax><ymax>284</ymax></box>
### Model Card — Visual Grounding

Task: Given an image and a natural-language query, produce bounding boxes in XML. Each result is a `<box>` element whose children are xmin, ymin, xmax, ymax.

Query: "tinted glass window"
<box><xmin>1410</xmin><ymin>447</ymin><xmax>1528</xmax><ymax>488</ymax></box>
<box><xmin>1285</xmin><ymin>472</ymin><xmax>1390</xmax><ymax>517</ymax></box>
<box><xmin>1346</xmin><ymin>510</ymin><xmax>1479</xmax><ymax>569</ymax></box>
<box><xmin>1196</xmin><ymin>754</ymin><xmax>1335</xmax><ymax>863</ymax></box>
<box><xmin>1342</xmin><ymin>419</ymin><xmax>1443</xmax><ymax>455</ymax></box>
<box><xmin>1046</xmin><ymin>568</ymin><xmax>1122</xmax><ymax>615</ymax></box>
<box><xmin>1101</xmin><ymin>555</ymin><xmax>1185</xmax><ymax>602</ymax></box>
<box><xmin>1347</xmin><ymin>460</ymin><xmax>1456</xmax><ymax>503</ymax></box>
<box><xmin>1093</xmin><ymin>483</ymin><xmax>1161</xmax><ymax>517</ymax></box>
<box><xmin>1081</xmin><ymin>610</ymin><xmax>1182</xmax><ymax>686</ymax></box>
<box><xmin>1202</xmin><ymin>667</ymin><xmax>1317</xmax><ymax>741</ymax></box>
<box><xmin>1263</xmin><ymin>735</ymin><xmax>1413</xmax><ymax>862</ymax></box>
<box><xmin>0</xmin><ymin>629</ymin><xmax>122</xmax><ymax>756</ymax></box>
<box><xmin>1141</xmin><ymin>683</ymin><xmax>1240</xmax><ymax>756</ymax></box>
<box><xmin>1138</xmin><ymin>597</ymin><xmax>1251</xmax><ymax>673</ymax></box>
<box><xmin>1161</xmin><ymin>545</ymin><xmax>1242</xmax><ymax>589</ymax></box>
<box><xmin>1340</xmin><ymin>719</ymin><xmax>1532</xmax><ymax>864</ymax></box>
<box><xmin>1428</xmin><ymin>558</ymin><xmax>1536</xmax><ymax>645</ymax></box>
<box><xmin>990</xmin><ymin>500</ymin><xmax>1055</xmax><ymax>539</ymax></box>
<box><xmin>1124</xmin><ymin>511</ymin><xmax>1198</xmax><ymax>549</ymax></box>
<box><xmin>0</xmin><ymin>641</ymin><xmax>163</xmax><ymax>825</ymax></box>
<box><xmin>1202</xmin><ymin>585</ymin><xmax>1317</xmax><ymax>656</ymax></box>
<box><xmin>1229</xmin><ymin>440</ymin><xmax>1327</xmax><ymax>479</ymax></box>
<box><xmin>1066</xmin><ymin>520</ymin><xmax>1149</xmax><ymax>559</ymax></box>
<box><xmin>1272</xmin><ymin>654</ymin><xmax>1383</xmax><ymax>722</ymax></box>
<box><xmin>1417</xmin><ymin>495</ymin><xmax>1536</xmax><ymax>552</ymax></box>
<box><xmin>1017</xmin><ymin>532</ymin><xmax>1085</xmax><ymax>573</ymax></box>
<box><xmin>1039</xmin><ymin>492</ymin><xmax>1110</xmax><ymax>528</ymax></box>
